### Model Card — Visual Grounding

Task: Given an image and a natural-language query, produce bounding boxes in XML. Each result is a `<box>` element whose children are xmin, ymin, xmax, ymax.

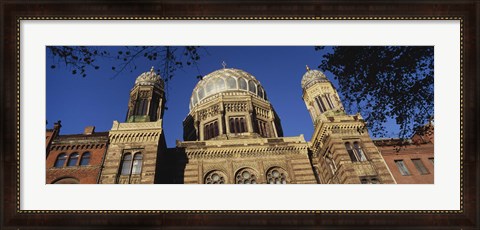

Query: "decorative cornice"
<box><xmin>111</xmin><ymin>119</ymin><xmax>163</xmax><ymax>131</ymax></box>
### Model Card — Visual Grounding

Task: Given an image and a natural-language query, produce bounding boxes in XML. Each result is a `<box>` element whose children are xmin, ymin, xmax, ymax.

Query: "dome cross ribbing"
<box><xmin>189</xmin><ymin>68</ymin><xmax>267</xmax><ymax>111</ymax></box>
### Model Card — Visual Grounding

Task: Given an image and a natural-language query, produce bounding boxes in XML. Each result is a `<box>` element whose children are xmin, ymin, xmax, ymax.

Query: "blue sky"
<box><xmin>47</xmin><ymin>46</ymin><xmax>399</xmax><ymax>147</ymax></box>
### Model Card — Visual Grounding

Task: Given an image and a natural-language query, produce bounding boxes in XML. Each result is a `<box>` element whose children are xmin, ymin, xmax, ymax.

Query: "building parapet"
<box><xmin>111</xmin><ymin>119</ymin><xmax>162</xmax><ymax>131</ymax></box>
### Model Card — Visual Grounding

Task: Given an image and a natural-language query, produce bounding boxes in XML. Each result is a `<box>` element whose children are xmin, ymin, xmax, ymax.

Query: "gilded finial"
<box><xmin>222</xmin><ymin>61</ymin><xmax>227</xmax><ymax>69</ymax></box>
<box><xmin>150</xmin><ymin>66</ymin><xmax>155</xmax><ymax>72</ymax></box>
<box><xmin>306</xmin><ymin>65</ymin><xmax>310</xmax><ymax>71</ymax></box>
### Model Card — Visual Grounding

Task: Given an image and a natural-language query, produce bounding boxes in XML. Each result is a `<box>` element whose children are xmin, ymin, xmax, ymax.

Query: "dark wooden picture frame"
<box><xmin>1</xmin><ymin>1</ymin><xmax>478</xmax><ymax>229</ymax></box>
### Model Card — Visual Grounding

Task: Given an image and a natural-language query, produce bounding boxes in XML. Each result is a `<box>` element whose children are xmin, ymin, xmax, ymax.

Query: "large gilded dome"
<box><xmin>189</xmin><ymin>68</ymin><xmax>267</xmax><ymax>110</ymax></box>
<box><xmin>135</xmin><ymin>66</ymin><xmax>164</xmax><ymax>88</ymax></box>
<box><xmin>301</xmin><ymin>67</ymin><xmax>328</xmax><ymax>89</ymax></box>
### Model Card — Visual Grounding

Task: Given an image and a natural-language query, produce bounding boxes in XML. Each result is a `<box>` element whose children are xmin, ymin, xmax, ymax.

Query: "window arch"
<box><xmin>204</xmin><ymin>120</ymin><xmax>219</xmax><ymax>140</ymax></box>
<box><xmin>131</xmin><ymin>153</ymin><xmax>143</xmax><ymax>174</ymax></box>
<box><xmin>353</xmin><ymin>142</ymin><xmax>367</xmax><ymax>161</ymax></box>
<box><xmin>205</xmin><ymin>80</ymin><xmax>215</xmax><ymax>95</ymax></box>
<box><xmin>54</xmin><ymin>153</ymin><xmax>67</xmax><ymax>168</ymax></box>
<box><xmin>197</xmin><ymin>87</ymin><xmax>205</xmax><ymax>100</ymax></box>
<box><xmin>52</xmin><ymin>177</ymin><xmax>80</xmax><ymax>184</ymax></box>
<box><xmin>214</xmin><ymin>77</ymin><xmax>226</xmax><ymax>91</ymax></box>
<box><xmin>67</xmin><ymin>153</ymin><xmax>79</xmax><ymax>166</ymax></box>
<box><xmin>360</xmin><ymin>177</ymin><xmax>381</xmax><ymax>184</ymax></box>
<box><xmin>134</xmin><ymin>98</ymin><xmax>148</xmax><ymax>116</ymax></box>
<box><xmin>191</xmin><ymin>93</ymin><xmax>198</xmax><ymax>106</ymax></box>
<box><xmin>345</xmin><ymin>142</ymin><xmax>367</xmax><ymax>162</ymax></box>
<box><xmin>266</xmin><ymin>167</ymin><xmax>288</xmax><ymax>184</ymax></box>
<box><xmin>257</xmin><ymin>86</ymin><xmax>264</xmax><ymax>99</ymax></box>
<box><xmin>229</xmin><ymin>117</ymin><xmax>246</xmax><ymax>134</ymax></box>
<box><xmin>120</xmin><ymin>152</ymin><xmax>143</xmax><ymax>175</ymax></box>
<box><xmin>235</xmin><ymin>168</ymin><xmax>257</xmax><ymax>184</ymax></box>
<box><xmin>120</xmin><ymin>153</ymin><xmax>133</xmax><ymax>175</ymax></box>
<box><xmin>248</xmin><ymin>80</ymin><xmax>257</xmax><ymax>94</ymax></box>
<box><xmin>345</xmin><ymin>142</ymin><xmax>357</xmax><ymax>162</ymax></box>
<box><xmin>204</xmin><ymin>170</ymin><xmax>227</xmax><ymax>184</ymax></box>
<box><xmin>226</xmin><ymin>76</ymin><xmax>237</xmax><ymax>89</ymax></box>
<box><xmin>315</xmin><ymin>96</ymin><xmax>327</xmax><ymax>113</ymax></box>
<box><xmin>238</xmin><ymin>77</ymin><xmax>248</xmax><ymax>90</ymax></box>
<box><xmin>256</xmin><ymin>119</ymin><xmax>269</xmax><ymax>137</ymax></box>
<box><xmin>80</xmin><ymin>152</ymin><xmax>91</xmax><ymax>166</ymax></box>
<box><xmin>325</xmin><ymin>94</ymin><xmax>335</xmax><ymax>109</ymax></box>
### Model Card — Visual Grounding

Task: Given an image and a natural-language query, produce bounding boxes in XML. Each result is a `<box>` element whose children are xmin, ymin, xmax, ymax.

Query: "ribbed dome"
<box><xmin>190</xmin><ymin>68</ymin><xmax>267</xmax><ymax>110</ymax></box>
<box><xmin>135</xmin><ymin>66</ymin><xmax>164</xmax><ymax>88</ymax></box>
<box><xmin>301</xmin><ymin>68</ymin><xmax>328</xmax><ymax>89</ymax></box>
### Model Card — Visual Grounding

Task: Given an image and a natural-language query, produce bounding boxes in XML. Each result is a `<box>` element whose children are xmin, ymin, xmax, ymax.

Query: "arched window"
<box><xmin>67</xmin><ymin>153</ymin><xmax>79</xmax><ymax>166</ymax></box>
<box><xmin>315</xmin><ymin>96</ymin><xmax>327</xmax><ymax>113</ymax></box>
<box><xmin>353</xmin><ymin>142</ymin><xmax>367</xmax><ymax>161</ymax></box>
<box><xmin>192</xmin><ymin>94</ymin><xmax>198</xmax><ymax>106</ymax></box>
<box><xmin>53</xmin><ymin>177</ymin><xmax>80</xmax><ymax>184</ymax></box>
<box><xmin>325</xmin><ymin>94</ymin><xmax>335</xmax><ymax>109</ymax></box>
<box><xmin>235</xmin><ymin>168</ymin><xmax>257</xmax><ymax>184</ymax></box>
<box><xmin>248</xmin><ymin>80</ymin><xmax>257</xmax><ymax>94</ymax></box>
<box><xmin>257</xmin><ymin>86</ymin><xmax>264</xmax><ymax>99</ymax></box>
<box><xmin>345</xmin><ymin>142</ymin><xmax>367</xmax><ymax>162</ymax></box>
<box><xmin>226</xmin><ymin>76</ymin><xmax>237</xmax><ymax>89</ymax></box>
<box><xmin>345</xmin><ymin>142</ymin><xmax>357</xmax><ymax>162</ymax></box>
<box><xmin>229</xmin><ymin>117</ymin><xmax>246</xmax><ymax>134</ymax></box>
<box><xmin>205</xmin><ymin>80</ymin><xmax>215</xmax><ymax>95</ymax></box>
<box><xmin>360</xmin><ymin>177</ymin><xmax>381</xmax><ymax>184</ymax></box>
<box><xmin>120</xmin><ymin>153</ymin><xmax>132</xmax><ymax>175</ymax></box>
<box><xmin>266</xmin><ymin>167</ymin><xmax>288</xmax><ymax>184</ymax></box>
<box><xmin>214</xmin><ymin>77</ymin><xmax>226</xmax><ymax>91</ymax></box>
<box><xmin>204</xmin><ymin>120</ymin><xmax>219</xmax><ymax>140</ymax></box>
<box><xmin>256</xmin><ymin>119</ymin><xmax>269</xmax><ymax>137</ymax></box>
<box><xmin>197</xmin><ymin>87</ymin><xmax>205</xmax><ymax>100</ymax></box>
<box><xmin>204</xmin><ymin>170</ymin><xmax>226</xmax><ymax>184</ymax></box>
<box><xmin>149</xmin><ymin>95</ymin><xmax>160</xmax><ymax>121</ymax></box>
<box><xmin>134</xmin><ymin>98</ymin><xmax>148</xmax><ymax>116</ymax></box>
<box><xmin>54</xmin><ymin>153</ymin><xmax>67</xmax><ymax>168</ymax></box>
<box><xmin>238</xmin><ymin>77</ymin><xmax>248</xmax><ymax>90</ymax></box>
<box><xmin>80</xmin><ymin>152</ymin><xmax>91</xmax><ymax>166</ymax></box>
<box><xmin>131</xmin><ymin>153</ymin><xmax>143</xmax><ymax>174</ymax></box>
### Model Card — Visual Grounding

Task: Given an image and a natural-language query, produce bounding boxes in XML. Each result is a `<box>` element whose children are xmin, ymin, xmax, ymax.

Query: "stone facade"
<box><xmin>175</xmin><ymin>135</ymin><xmax>316</xmax><ymax>184</ymax></box>
<box><xmin>98</xmin><ymin>120</ymin><xmax>167</xmax><ymax>184</ymax></box>
<box><xmin>99</xmin><ymin>67</ymin><xmax>167</xmax><ymax>184</ymax></box>
<box><xmin>302</xmin><ymin>67</ymin><xmax>395</xmax><ymax>184</ymax></box>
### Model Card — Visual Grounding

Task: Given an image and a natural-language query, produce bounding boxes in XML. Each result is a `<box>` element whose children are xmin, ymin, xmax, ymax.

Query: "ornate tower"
<box><xmin>302</xmin><ymin>66</ymin><xmax>395</xmax><ymax>184</ymax></box>
<box><xmin>126</xmin><ymin>66</ymin><xmax>165</xmax><ymax>122</ymax></box>
<box><xmin>99</xmin><ymin>67</ymin><xmax>167</xmax><ymax>184</ymax></box>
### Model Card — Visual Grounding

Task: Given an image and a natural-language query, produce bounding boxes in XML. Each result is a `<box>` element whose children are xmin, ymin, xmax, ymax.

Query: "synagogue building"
<box><xmin>46</xmin><ymin>66</ymin><xmax>434</xmax><ymax>184</ymax></box>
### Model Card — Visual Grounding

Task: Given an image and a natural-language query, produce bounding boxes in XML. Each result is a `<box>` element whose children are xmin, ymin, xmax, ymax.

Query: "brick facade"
<box><xmin>375</xmin><ymin>125</ymin><xmax>434</xmax><ymax>184</ymax></box>
<box><xmin>46</xmin><ymin>126</ymin><xmax>108</xmax><ymax>184</ymax></box>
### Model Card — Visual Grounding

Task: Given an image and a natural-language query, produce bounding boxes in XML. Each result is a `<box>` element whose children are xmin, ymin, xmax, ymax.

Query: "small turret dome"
<box><xmin>135</xmin><ymin>66</ymin><xmax>164</xmax><ymax>88</ymax></box>
<box><xmin>301</xmin><ymin>66</ymin><xmax>328</xmax><ymax>89</ymax></box>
